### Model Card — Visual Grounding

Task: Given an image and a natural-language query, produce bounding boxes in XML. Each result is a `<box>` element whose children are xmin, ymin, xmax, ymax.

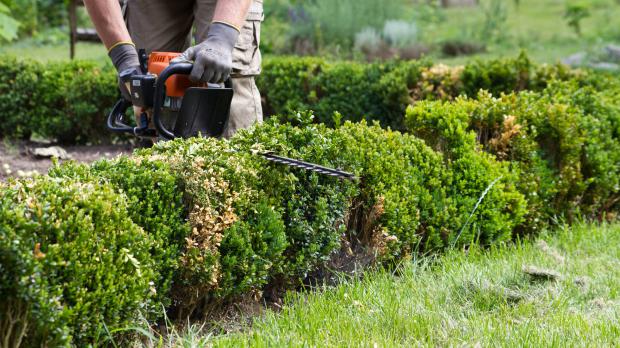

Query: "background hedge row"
<box><xmin>0</xmin><ymin>53</ymin><xmax>605</xmax><ymax>143</ymax></box>
<box><xmin>258</xmin><ymin>53</ymin><xmax>585</xmax><ymax>129</ymax></box>
<box><xmin>2</xmin><ymin>54</ymin><xmax>620</xmax><ymax>345</ymax></box>
<box><xmin>0</xmin><ymin>57</ymin><xmax>117</xmax><ymax>143</ymax></box>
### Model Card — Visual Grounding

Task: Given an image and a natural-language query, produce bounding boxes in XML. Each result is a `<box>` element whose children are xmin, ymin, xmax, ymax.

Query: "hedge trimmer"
<box><xmin>107</xmin><ymin>51</ymin><xmax>356</xmax><ymax>180</ymax></box>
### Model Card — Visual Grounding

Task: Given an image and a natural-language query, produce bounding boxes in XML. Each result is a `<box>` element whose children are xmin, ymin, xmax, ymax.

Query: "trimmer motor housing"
<box><xmin>108</xmin><ymin>51</ymin><xmax>233</xmax><ymax>139</ymax></box>
<box><xmin>125</xmin><ymin>73</ymin><xmax>155</xmax><ymax>108</ymax></box>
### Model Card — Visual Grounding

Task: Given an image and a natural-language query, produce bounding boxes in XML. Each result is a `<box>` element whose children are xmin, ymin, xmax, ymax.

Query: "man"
<box><xmin>83</xmin><ymin>0</ymin><xmax>264</xmax><ymax>138</ymax></box>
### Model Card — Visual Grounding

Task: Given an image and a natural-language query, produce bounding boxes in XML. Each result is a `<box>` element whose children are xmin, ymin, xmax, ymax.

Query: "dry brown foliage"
<box><xmin>488</xmin><ymin>115</ymin><xmax>522</xmax><ymax>160</ymax></box>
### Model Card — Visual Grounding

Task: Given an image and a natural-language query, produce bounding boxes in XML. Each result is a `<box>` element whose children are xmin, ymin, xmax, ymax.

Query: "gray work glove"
<box><xmin>171</xmin><ymin>22</ymin><xmax>240</xmax><ymax>84</ymax></box>
<box><xmin>109</xmin><ymin>43</ymin><xmax>142</xmax><ymax>101</ymax></box>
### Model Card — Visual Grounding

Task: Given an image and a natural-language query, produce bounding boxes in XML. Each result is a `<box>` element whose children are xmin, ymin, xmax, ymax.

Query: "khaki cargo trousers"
<box><xmin>126</xmin><ymin>0</ymin><xmax>264</xmax><ymax>138</ymax></box>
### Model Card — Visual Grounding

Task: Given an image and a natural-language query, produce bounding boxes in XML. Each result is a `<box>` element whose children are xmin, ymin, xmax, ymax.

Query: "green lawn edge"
<box><xmin>198</xmin><ymin>223</ymin><xmax>620</xmax><ymax>347</ymax></box>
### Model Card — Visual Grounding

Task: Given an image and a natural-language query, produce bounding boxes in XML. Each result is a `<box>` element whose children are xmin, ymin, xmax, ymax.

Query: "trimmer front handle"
<box><xmin>106</xmin><ymin>98</ymin><xmax>157</xmax><ymax>137</ymax></box>
<box><xmin>153</xmin><ymin>63</ymin><xmax>233</xmax><ymax>140</ymax></box>
<box><xmin>106</xmin><ymin>66</ymin><xmax>156</xmax><ymax>137</ymax></box>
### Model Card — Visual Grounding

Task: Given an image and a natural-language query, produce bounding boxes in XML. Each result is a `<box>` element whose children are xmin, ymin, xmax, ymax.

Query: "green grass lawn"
<box><xmin>1</xmin><ymin>41</ymin><xmax>108</xmax><ymax>63</ymax></box>
<box><xmin>3</xmin><ymin>0</ymin><xmax>620</xmax><ymax>66</ymax></box>
<box><xmin>151</xmin><ymin>223</ymin><xmax>620</xmax><ymax>347</ymax></box>
<box><xmin>425</xmin><ymin>0</ymin><xmax>620</xmax><ymax>64</ymax></box>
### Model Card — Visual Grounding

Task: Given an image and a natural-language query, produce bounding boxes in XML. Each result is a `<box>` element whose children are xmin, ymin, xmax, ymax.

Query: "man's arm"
<box><xmin>173</xmin><ymin>0</ymin><xmax>253</xmax><ymax>83</ymax></box>
<box><xmin>83</xmin><ymin>0</ymin><xmax>139</xmax><ymax>102</ymax></box>
<box><xmin>212</xmin><ymin>0</ymin><xmax>253</xmax><ymax>32</ymax></box>
<box><xmin>83</xmin><ymin>0</ymin><xmax>252</xmax><ymax>48</ymax></box>
<box><xmin>84</xmin><ymin>0</ymin><xmax>253</xmax><ymax>84</ymax></box>
<box><xmin>82</xmin><ymin>0</ymin><xmax>131</xmax><ymax>49</ymax></box>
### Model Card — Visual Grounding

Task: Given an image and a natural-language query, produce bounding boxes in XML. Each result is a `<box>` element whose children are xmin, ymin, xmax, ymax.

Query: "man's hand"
<box><xmin>171</xmin><ymin>22</ymin><xmax>240</xmax><ymax>84</ymax></box>
<box><xmin>109</xmin><ymin>43</ymin><xmax>142</xmax><ymax>101</ymax></box>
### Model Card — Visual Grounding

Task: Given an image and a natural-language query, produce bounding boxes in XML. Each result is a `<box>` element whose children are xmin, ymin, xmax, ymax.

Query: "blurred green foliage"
<box><xmin>565</xmin><ymin>2</ymin><xmax>591</xmax><ymax>36</ymax></box>
<box><xmin>1</xmin><ymin>0</ymin><xmax>66</xmax><ymax>38</ymax></box>
<box><xmin>0</xmin><ymin>56</ymin><xmax>117</xmax><ymax>143</ymax></box>
<box><xmin>294</xmin><ymin>0</ymin><xmax>409</xmax><ymax>49</ymax></box>
<box><xmin>3</xmin><ymin>0</ymin><xmax>620</xmax><ymax>63</ymax></box>
<box><xmin>0</xmin><ymin>2</ymin><xmax>19</xmax><ymax>42</ymax></box>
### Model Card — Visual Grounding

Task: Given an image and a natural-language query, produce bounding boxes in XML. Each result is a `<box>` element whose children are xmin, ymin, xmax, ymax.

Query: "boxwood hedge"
<box><xmin>2</xmin><ymin>53</ymin><xmax>620</xmax><ymax>345</ymax></box>
<box><xmin>1</xmin><ymin>117</ymin><xmax>528</xmax><ymax>345</ymax></box>
<box><xmin>47</xmin><ymin>157</ymin><xmax>189</xmax><ymax>309</ymax></box>
<box><xmin>406</xmin><ymin>80</ymin><xmax>620</xmax><ymax>233</ymax></box>
<box><xmin>0</xmin><ymin>177</ymin><xmax>160</xmax><ymax>346</ymax></box>
<box><xmin>0</xmin><ymin>56</ymin><xmax>117</xmax><ymax>143</ymax></box>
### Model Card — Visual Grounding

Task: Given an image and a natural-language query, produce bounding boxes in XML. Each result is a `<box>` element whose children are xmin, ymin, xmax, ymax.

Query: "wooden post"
<box><xmin>69</xmin><ymin>0</ymin><xmax>123</xmax><ymax>58</ymax></box>
<box><xmin>441</xmin><ymin>0</ymin><xmax>478</xmax><ymax>7</ymax></box>
<box><xmin>69</xmin><ymin>0</ymin><xmax>77</xmax><ymax>59</ymax></box>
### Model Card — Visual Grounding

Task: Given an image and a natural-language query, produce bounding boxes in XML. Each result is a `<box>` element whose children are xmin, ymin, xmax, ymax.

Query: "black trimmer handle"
<box><xmin>153</xmin><ymin>63</ymin><xmax>233</xmax><ymax>140</ymax></box>
<box><xmin>107</xmin><ymin>98</ymin><xmax>133</xmax><ymax>133</ymax></box>
<box><xmin>107</xmin><ymin>98</ymin><xmax>156</xmax><ymax>137</ymax></box>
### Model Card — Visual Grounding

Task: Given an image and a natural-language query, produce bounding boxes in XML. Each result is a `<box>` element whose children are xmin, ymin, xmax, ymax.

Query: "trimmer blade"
<box><xmin>260</xmin><ymin>152</ymin><xmax>358</xmax><ymax>181</ymax></box>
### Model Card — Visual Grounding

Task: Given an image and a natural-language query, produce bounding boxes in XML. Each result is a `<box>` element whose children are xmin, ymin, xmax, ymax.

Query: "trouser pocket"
<box><xmin>232</xmin><ymin>4</ymin><xmax>263</xmax><ymax>76</ymax></box>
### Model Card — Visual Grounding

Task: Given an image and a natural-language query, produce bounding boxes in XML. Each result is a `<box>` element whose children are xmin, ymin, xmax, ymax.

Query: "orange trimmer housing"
<box><xmin>147</xmin><ymin>52</ymin><xmax>195</xmax><ymax>97</ymax></box>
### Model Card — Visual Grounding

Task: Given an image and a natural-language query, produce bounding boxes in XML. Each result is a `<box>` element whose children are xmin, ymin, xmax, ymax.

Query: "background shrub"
<box><xmin>0</xmin><ymin>56</ymin><xmax>41</xmax><ymax>139</ymax></box>
<box><xmin>0</xmin><ymin>56</ymin><xmax>117</xmax><ymax>143</ymax></box>
<box><xmin>259</xmin><ymin>58</ymin><xmax>433</xmax><ymax>130</ymax></box>
<box><xmin>257</xmin><ymin>56</ymin><xmax>324</xmax><ymax>116</ymax></box>
<box><xmin>460</xmin><ymin>53</ymin><xmax>533</xmax><ymax>97</ymax></box>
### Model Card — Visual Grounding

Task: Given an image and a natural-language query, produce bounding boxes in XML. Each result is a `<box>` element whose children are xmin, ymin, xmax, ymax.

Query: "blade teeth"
<box><xmin>261</xmin><ymin>153</ymin><xmax>356</xmax><ymax>180</ymax></box>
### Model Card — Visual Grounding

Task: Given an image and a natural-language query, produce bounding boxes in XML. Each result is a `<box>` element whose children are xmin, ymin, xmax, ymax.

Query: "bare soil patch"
<box><xmin>0</xmin><ymin>140</ymin><xmax>132</xmax><ymax>180</ymax></box>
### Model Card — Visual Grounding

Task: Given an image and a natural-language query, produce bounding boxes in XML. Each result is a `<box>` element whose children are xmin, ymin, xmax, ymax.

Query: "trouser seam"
<box><xmin>251</xmin><ymin>78</ymin><xmax>258</xmax><ymax>122</ymax></box>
